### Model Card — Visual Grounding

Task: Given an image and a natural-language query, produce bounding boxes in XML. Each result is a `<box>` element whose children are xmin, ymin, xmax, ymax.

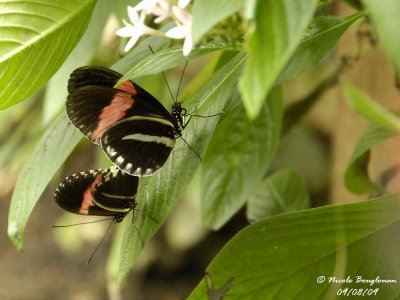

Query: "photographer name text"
<box><xmin>317</xmin><ymin>275</ymin><xmax>397</xmax><ymax>286</ymax></box>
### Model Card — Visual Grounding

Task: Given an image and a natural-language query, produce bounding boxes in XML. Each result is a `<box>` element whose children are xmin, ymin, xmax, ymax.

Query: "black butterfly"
<box><xmin>54</xmin><ymin>167</ymin><xmax>138</xmax><ymax>223</ymax></box>
<box><xmin>66</xmin><ymin>66</ymin><xmax>187</xmax><ymax>176</ymax></box>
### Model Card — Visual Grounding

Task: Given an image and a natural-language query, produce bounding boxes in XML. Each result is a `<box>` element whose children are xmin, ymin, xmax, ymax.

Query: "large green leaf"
<box><xmin>191</xmin><ymin>0</ymin><xmax>245</xmax><ymax>44</ymax></box>
<box><xmin>345</xmin><ymin>83</ymin><xmax>400</xmax><ymax>132</ymax></box>
<box><xmin>189</xmin><ymin>194</ymin><xmax>400</xmax><ymax>299</ymax></box>
<box><xmin>364</xmin><ymin>0</ymin><xmax>400</xmax><ymax>73</ymax></box>
<box><xmin>239</xmin><ymin>0</ymin><xmax>319</xmax><ymax>119</ymax></box>
<box><xmin>246</xmin><ymin>169</ymin><xmax>309</xmax><ymax>222</ymax></box>
<box><xmin>107</xmin><ymin>53</ymin><xmax>246</xmax><ymax>286</ymax></box>
<box><xmin>0</xmin><ymin>0</ymin><xmax>96</xmax><ymax>109</ymax></box>
<box><xmin>8</xmin><ymin>112</ymin><xmax>82</xmax><ymax>251</ymax></box>
<box><xmin>42</xmin><ymin>0</ymin><xmax>114</xmax><ymax>124</ymax></box>
<box><xmin>0</xmin><ymin>97</ymin><xmax>39</xmax><ymax>169</ymax></box>
<box><xmin>345</xmin><ymin>125</ymin><xmax>396</xmax><ymax>194</ymax></box>
<box><xmin>201</xmin><ymin>89</ymin><xmax>283</xmax><ymax>229</ymax></box>
<box><xmin>277</xmin><ymin>12</ymin><xmax>365</xmax><ymax>84</ymax></box>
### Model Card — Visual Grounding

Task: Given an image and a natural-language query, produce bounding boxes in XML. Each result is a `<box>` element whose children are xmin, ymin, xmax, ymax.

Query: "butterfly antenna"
<box><xmin>179</xmin><ymin>136</ymin><xmax>201</xmax><ymax>161</ymax></box>
<box><xmin>176</xmin><ymin>61</ymin><xmax>188</xmax><ymax>102</ymax></box>
<box><xmin>148</xmin><ymin>45</ymin><xmax>176</xmax><ymax>104</ymax></box>
<box><xmin>52</xmin><ymin>217</ymin><xmax>114</xmax><ymax>228</ymax></box>
<box><xmin>87</xmin><ymin>220</ymin><xmax>114</xmax><ymax>265</ymax></box>
<box><xmin>188</xmin><ymin>112</ymin><xmax>224</xmax><ymax>118</ymax></box>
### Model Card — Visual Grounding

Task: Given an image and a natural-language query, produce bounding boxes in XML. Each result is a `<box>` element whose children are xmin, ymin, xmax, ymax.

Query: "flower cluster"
<box><xmin>116</xmin><ymin>0</ymin><xmax>193</xmax><ymax>56</ymax></box>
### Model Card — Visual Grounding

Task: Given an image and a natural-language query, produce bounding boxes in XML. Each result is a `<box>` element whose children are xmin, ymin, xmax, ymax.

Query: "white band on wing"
<box><xmin>122</xmin><ymin>133</ymin><xmax>175</xmax><ymax>148</ymax></box>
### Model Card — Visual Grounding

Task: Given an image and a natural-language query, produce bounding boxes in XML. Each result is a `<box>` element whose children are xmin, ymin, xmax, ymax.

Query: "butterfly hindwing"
<box><xmin>101</xmin><ymin>117</ymin><xmax>176</xmax><ymax>176</ymax></box>
<box><xmin>93</xmin><ymin>168</ymin><xmax>138</xmax><ymax>212</ymax></box>
<box><xmin>54</xmin><ymin>167</ymin><xmax>138</xmax><ymax>220</ymax></box>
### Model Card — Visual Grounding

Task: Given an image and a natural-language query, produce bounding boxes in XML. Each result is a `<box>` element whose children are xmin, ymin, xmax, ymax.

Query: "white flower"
<box><xmin>116</xmin><ymin>1</ymin><xmax>194</xmax><ymax>55</ymax></box>
<box><xmin>133</xmin><ymin>0</ymin><xmax>171</xmax><ymax>23</ymax></box>
<box><xmin>132</xmin><ymin>0</ymin><xmax>158</xmax><ymax>12</ymax></box>
<box><xmin>165</xmin><ymin>4</ymin><xmax>193</xmax><ymax>55</ymax></box>
<box><xmin>115</xmin><ymin>6</ymin><xmax>157</xmax><ymax>52</ymax></box>
<box><xmin>152</xmin><ymin>0</ymin><xmax>171</xmax><ymax>24</ymax></box>
<box><xmin>178</xmin><ymin>0</ymin><xmax>190</xmax><ymax>9</ymax></box>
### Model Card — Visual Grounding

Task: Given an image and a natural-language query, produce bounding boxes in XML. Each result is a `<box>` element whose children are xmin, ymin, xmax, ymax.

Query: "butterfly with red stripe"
<box><xmin>54</xmin><ymin>167</ymin><xmax>138</xmax><ymax>222</ymax></box>
<box><xmin>66</xmin><ymin>66</ymin><xmax>186</xmax><ymax>176</ymax></box>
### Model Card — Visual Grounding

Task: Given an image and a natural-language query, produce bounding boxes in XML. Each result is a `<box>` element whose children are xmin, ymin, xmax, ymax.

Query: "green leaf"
<box><xmin>363</xmin><ymin>0</ymin><xmax>400</xmax><ymax>73</ymax></box>
<box><xmin>189</xmin><ymin>194</ymin><xmax>400</xmax><ymax>299</ymax></box>
<box><xmin>345</xmin><ymin>83</ymin><xmax>400</xmax><ymax>132</ymax></box>
<box><xmin>345</xmin><ymin>125</ymin><xmax>396</xmax><ymax>194</ymax></box>
<box><xmin>0</xmin><ymin>0</ymin><xmax>96</xmax><ymax>109</ymax></box>
<box><xmin>191</xmin><ymin>0</ymin><xmax>245</xmax><ymax>44</ymax></box>
<box><xmin>0</xmin><ymin>98</ymin><xmax>38</xmax><ymax>169</ymax></box>
<box><xmin>181</xmin><ymin>50</ymin><xmax>241</xmax><ymax>107</ymax></box>
<box><xmin>246</xmin><ymin>169</ymin><xmax>309</xmax><ymax>222</ymax></box>
<box><xmin>277</xmin><ymin>12</ymin><xmax>365</xmax><ymax>84</ymax></box>
<box><xmin>106</xmin><ymin>53</ymin><xmax>246</xmax><ymax>286</ymax></box>
<box><xmin>179</xmin><ymin>51</ymin><xmax>223</xmax><ymax>99</ymax></box>
<box><xmin>201</xmin><ymin>90</ymin><xmax>283</xmax><ymax>229</ymax></box>
<box><xmin>43</xmin><ymin>0</ymin><xmax>114</xmax><ymax>124</ymax></box>
<box><xmin>239</xmin><ymin>0</ymin><xmax>319</xmax><ymax>119</ymax></box>
<box><xmin>119</xmin><ymin>41</ymin><xmax>233</xmax><ymax>82</ymax></box>
<box><xmin>8</xmin><ymin>112</ymin><xmax>82</xmax><ymax>251</ymax></box>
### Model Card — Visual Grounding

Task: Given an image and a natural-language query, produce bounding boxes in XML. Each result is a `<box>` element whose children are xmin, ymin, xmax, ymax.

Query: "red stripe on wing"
<box><xmin>80</xmin><ymin>174</ymin><xmax>102</xmax><ymax>214</ymax></box>
<box><xmin>92</xmin><ymin>93</ymin><xmax>135</xmax><ymax>140</ymax></box>
<box><xmin>118</xmin><ymin>80</ymin><xmax>138</xmax><ymax>95</ymax></box>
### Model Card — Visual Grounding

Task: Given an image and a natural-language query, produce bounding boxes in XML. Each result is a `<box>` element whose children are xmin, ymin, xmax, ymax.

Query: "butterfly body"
<box><xmin>67</xmin><ymin>66</ymin><xmax>186</xmax><ymax>176</ymax></box>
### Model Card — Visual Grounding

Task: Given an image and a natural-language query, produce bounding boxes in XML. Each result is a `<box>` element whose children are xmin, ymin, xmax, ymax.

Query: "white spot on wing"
<box><xmin>144</xmin><ymin>168</ymin><xmax>153</xmax><ymax>176</ymax></box>
<box><xmin>106</xmin><ymin>146</ymin><xmax>117</xmax><ymax>157</ymax></box>
<box><xmin>116</xmin><ymin>156</ymin><xmax>125</xmax><ymax>165</ymax></box>
<box><xmin>132</xmin><ymin>167</ymin><xmax>142</xmax><ymax>176</ymax></box>
<box><xmin>112</xmin><ymin>167</ymin><xmax>120</xmax><ymax>177</ymax></box>
<box><xmin>125</xmin><ymin>163</ymin><xmax>133</xmax><ymax>173</ymax></box>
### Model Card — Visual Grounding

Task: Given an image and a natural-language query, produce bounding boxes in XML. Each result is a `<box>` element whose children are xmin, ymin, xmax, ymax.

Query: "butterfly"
<box><xmin>66</xmin><ymin>66</ymin><xmax>188</xmax><ymax>177</ymax></box>
<box><xmin>54</xmin><ymin>167</ymin><xmax>138</xmax><ymax>223</ymax></box>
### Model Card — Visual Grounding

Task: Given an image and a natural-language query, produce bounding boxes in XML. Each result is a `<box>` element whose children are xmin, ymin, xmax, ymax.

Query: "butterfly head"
<box><xmin>113</xmin><ymin>214</ymin><xmax>127</xmax><ymax>223</ymax></box>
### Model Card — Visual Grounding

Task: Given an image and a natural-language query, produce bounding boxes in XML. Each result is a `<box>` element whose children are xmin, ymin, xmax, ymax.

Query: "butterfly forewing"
<box><xmin>54</xmin><ymin>168</ymin><xmax>138</xmax><ymax>219</ymax></box>
<box><xmin>67</xmin><ymin>87</ymin><xmax>136</xmax><ymax>143</ymax></box>
<box><xmin>67</xmin><ymin>66</ymin><xmax>120</xmax><ymax>92</ymax></box>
